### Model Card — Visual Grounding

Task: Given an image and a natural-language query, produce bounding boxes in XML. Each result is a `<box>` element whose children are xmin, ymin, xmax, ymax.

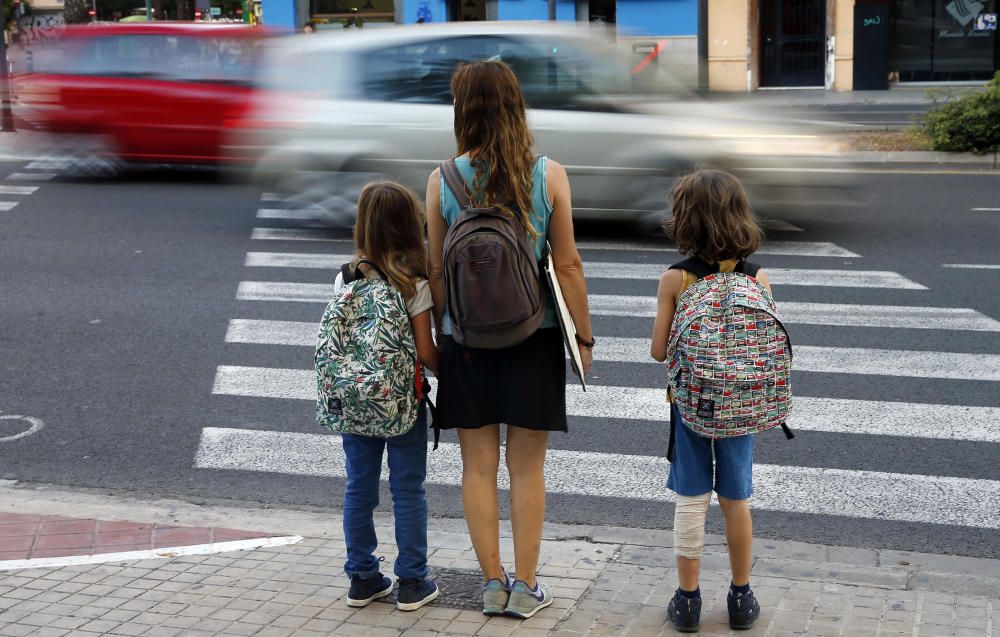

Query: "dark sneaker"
<box><xmin>347</xmin><ymin>574</ymin><xmax>393</xmax><ymax>607</ymax></box>
<box><xmin>482</xmin><ymin>576</ymin><xmax>511</xmax><ymax>616</ymax></box>
<box><xmin>728</xmin><ymin>587</ymin><xmax>761</xmax><ymax>630</ymax></box>
<box><xmin>396</xmin><ymin>577</ymin><xmax>440</xmax><ymax>611</ymax></box>
<box><xmin>667</xmin><ymin>590</ymin><xmax>702</xmax><ymax>633</ymax></box>
<box><xmin>504</xmin><ymin>580</ymin><xmax>553</xmax><ymax>619</ymax></box>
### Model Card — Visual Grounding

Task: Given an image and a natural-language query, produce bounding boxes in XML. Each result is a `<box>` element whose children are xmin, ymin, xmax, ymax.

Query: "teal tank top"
<box><xmin>438</xmin><ymin>155</ymin><xmax>557</xmax><ymax>335</ymax></box>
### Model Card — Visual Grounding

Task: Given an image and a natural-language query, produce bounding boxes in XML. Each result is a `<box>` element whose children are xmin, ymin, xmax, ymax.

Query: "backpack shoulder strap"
<box><xmin>440</xmin><ymin>160</ymin><xmax>471</xmax><ymax>209</ymax></box>
<box><xmin>341</xmin><ymin>263</ymin><xmax>355</xmax><ymax>284</ymax></box>
<box><xmin>669</xmin><ymin>256</ymin><xmax>716</xmax><ymax>278</ymax></box>
<box><xmin>737</xmin><ymin>260</ymin><xmax>761</xmax><ymax>277</ymax></box>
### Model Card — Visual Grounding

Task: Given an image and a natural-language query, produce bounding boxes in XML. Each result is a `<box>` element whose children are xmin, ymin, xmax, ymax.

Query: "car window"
<box><xmin>66</xmin><ymin>34</ymin><xmax>256</xmax><ymax>85</ymax></box>
<box><xmin>360</xmin><ymin>36</ymin><xmax>504</xmax><ymax>104</ymax></box>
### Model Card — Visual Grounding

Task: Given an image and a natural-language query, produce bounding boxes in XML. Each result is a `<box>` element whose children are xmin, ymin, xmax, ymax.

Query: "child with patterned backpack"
<box><xmin>315</xmin><ymin>181</ymin><xmax>441</xmax><ymax>612</ymax></box>
<box><xmin>650</xmin><ymin>169</ymin><xmax>793</xmax><ymax>633</ymax></box>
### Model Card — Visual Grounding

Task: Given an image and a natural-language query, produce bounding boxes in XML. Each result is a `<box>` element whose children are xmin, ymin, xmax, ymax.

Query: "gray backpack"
<box><xmin>440</xmin><ymin>159</ymin><xmax>545</xmax><ymax>349</ymax></box>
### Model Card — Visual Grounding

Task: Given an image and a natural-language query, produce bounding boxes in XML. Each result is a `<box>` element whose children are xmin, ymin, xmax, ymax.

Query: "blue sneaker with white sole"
<box><xmin>346</xmin><ymin>574</ymin><xmax>393</xmax><ymax>607</ymax></box>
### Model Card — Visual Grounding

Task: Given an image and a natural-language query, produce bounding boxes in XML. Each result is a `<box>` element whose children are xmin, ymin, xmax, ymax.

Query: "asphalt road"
<box><xmin>1</xmin><ymin>162</ymin><xmax>999</xmax><ymax>559</ymax></box>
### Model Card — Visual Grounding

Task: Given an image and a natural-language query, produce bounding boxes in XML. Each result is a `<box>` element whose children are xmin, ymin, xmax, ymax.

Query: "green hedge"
<box><xmin>922</xmin><ymin>71</ymin><xmax>1000</xmax><ymax>154</ymax></box>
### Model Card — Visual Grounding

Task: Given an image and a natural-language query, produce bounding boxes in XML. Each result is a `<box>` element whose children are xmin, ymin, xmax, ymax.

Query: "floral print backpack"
<box><xmin>315</xmin><ymin>260</ymin><xmax>420</xmax><ymax>438</ymax></box>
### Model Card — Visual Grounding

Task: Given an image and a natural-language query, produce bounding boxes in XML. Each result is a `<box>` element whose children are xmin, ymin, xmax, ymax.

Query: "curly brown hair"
<box><xmin>450</xmin><ymin>60</ymin><xmax>538</xmax><ymax>238</ymax></box>
<box><xmin>353</xmin><ymin>181</ymin><xmax>428</xmax><ymax>299</ymax></box>
<box><xmin>662</xmin><ymin>169</ymin><xmax>763</xmax><ymax>263</ymax></box>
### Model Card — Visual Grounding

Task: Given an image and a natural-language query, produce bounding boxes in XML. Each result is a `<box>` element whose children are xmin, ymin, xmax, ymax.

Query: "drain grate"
<box><xmin>375</xmin><ymin>567</ymin><xmax>484</xmax><ymax>610</ymax></box>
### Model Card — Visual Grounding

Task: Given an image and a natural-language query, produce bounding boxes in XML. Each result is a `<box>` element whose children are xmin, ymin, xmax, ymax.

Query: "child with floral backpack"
<box><xmin>650</xmin><ymin>169</ymin><xmax>793</xmax><ymax>633</ymax></box>
<box><xmin>315</xmin><ymin>181</ymin><xmax>440</xmax><ymax>612</ymax></box>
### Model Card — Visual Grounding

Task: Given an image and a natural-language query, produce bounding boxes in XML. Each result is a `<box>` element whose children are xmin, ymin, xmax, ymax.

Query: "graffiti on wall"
<box><xmin>18</xmin><ymin>13</ymin><xmax>66</xmax><ymax>44</ymax></box>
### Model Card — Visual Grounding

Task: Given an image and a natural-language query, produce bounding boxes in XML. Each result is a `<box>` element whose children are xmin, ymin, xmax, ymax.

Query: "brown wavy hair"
<box><xmin>662</xmin><ymin>169</ymin><xmax>764</xmax><ymax>263</ymax></box>
<box><xmin>353</xmin><ymin>181</ymin><xmax>427</xmax><ymax>299</ymax></box>
<box><xmin>451</xmin><ymin>60</ymin><xmax>538</xmax><ymax>238</ymax></box>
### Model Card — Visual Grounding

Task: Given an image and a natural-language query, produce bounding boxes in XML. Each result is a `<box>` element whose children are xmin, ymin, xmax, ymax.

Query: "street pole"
<box><xmin>548</xmin><ymin>0</ymin><xmax>555</xmax><ymax>20</ymax></box>
<box><xmin>146</xmin><ymin>0</ymin><xmax>153</xmax><ymax>19</ymax></box>
<box><xmin>0</xmin><ymin>0</ymin><xmax>14</xmax><ymax>132</ymax></box>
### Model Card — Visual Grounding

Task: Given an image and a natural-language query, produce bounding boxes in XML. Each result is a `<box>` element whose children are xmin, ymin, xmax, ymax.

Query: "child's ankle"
<box><xmin>730</xmin><ymin>581</ymin><xmax>751</xmax><ymax>595</ymax></box>
<box><xmin>677</xmin><ymin>586</ymin><xmax>701</xmax><ymax>599</ymax></box>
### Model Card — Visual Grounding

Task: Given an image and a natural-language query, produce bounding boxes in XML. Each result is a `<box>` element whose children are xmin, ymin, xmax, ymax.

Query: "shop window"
<box><xmin>312</xmin><ymin>0</ymin><xmax>395</xmax><ymax>23</ymax></box>
<box><xmin>891</xmin><ymin>0</ymin><xmax>999</xmax><ymax>81</ymax></box>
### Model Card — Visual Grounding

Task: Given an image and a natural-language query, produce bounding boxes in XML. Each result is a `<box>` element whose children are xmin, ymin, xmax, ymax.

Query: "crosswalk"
<box><xmin>195</xmin><ymin>205</ymin><xmax>1000</xmax><ymax>534</ymax></box>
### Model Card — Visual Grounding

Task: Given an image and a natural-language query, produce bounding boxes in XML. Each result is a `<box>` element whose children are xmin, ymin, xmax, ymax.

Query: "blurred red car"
<box><xmin>14</xmin><ymin>23</ymin><xmax>265</xmax><ymax>165</ymax></box>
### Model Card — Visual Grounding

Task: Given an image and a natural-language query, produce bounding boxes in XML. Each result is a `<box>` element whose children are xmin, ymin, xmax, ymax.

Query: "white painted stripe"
<box><xmin>0</xmin><ymin>202</ymin><xmax>18</xmax><ymax>211</ymax></box>
<box><xmin>593</xmin><ymin>337</ymin><xmax>1000</xmax><ymax>382</ymax></box>
<box><xmin>577</xmin><ymin>240</ymin><xmax>860</xmax><ymax>258</ymax></box>
<box><xmin>260</xmin><ymin>192</ymin><xmax>283</xmax><ymax>202</ymax></box>
<box><xmin>0</xmin><ymin>185</ymin><xmax>39</xmax><ymax>195</ymax></box>
<box><xmin>256</xmin><ymin>208</ymin><xmax>324</xmax><ymax>221</ymax></box>
<box><xmin>243</xmin><ymin>255</ymin><xmax>925</xmax><ymax>289</ymax></box>
<box><xmin>760</xmin><ymin>219</ymin><xmax>804</xmax><ymax>232</ymax></box>
<box><xmin>226</xmin><ymin>319</ymin><xmax>316</xmax><ymax>346</ymax></box>
<box><xmin>6</xmin><ymin>172</ymin><xmax>56</xmax><ymax>181</ymax></box>
<box><xmin>194</xmin><ymin>427</ymin><xmax>1000</xmax><ymax>529</ymax></box>
<box><xmin>210</xmin><ymin>365</ymin><xmax>1000</xmax><ymax>443</ymax></box>
<box><xmin>943</xmin><ymin>264</ymin><xmax>1000</xmax><ymax>270</ymax></box>
<box><xmin>25</xmin><ymin>160</ymin><xmax>73</xmax><ymax>170</ymax></box>
<box><xmin>0</xmin><ymin>536</ymin><xmax>304</xmax><ymax>573</ymax></box>
<box><xmin>971</xmin><ymin>208</ymin><xmax>1000</xmax><ymax>212</ymax></box>
<box><xmin>251</xmin><ymin>228</ymin><xmax>352</xmax><ymax>242</ymax></box>
<box><xmin>245</xmin><ymin>253</ymin><xmax>354</xmax><ymax>269</ymax></box>
<box><xmin>590</xmin><ymin>297</ymin><xmax>997</xmax><ymax>330</ymax></box>
<box><xmin>237</xmin><ymin>281</ymin><xmax>333</xmax><ymax>303</ymax></box>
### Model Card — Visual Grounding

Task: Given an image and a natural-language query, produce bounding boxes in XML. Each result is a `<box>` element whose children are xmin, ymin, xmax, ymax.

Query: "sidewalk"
<box><xmin>1</xmin><ymin>482</ymin><xmax>997</xmax><ymax>636</ymax></box>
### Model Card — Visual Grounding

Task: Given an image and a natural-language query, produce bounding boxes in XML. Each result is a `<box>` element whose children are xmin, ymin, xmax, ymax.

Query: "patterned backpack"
<box><xmin>315</xmin><ymin>260</ymin><xmax>420</xmax><ymax>438</ymax></box>
<box><xmin>666</xmin><ymin>257</ymin><xmax>793</xmax><ymax>440</ymax></box>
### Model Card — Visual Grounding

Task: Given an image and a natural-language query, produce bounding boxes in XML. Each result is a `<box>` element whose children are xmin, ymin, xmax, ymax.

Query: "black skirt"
<box><xmin>435</xmin><ymin>328</ymin><xmax>567</xmax><ymax>432</ymax></box>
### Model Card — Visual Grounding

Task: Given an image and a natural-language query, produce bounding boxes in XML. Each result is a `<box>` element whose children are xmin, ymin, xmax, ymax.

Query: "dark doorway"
<box><xmin>449</xmin><ymin>0</ymin><xmax>486</xmax><ymax>21</ymax></box>
<box><xmin>760</xmin><ymin>0</ymin><xmax>827</xmax><ymax>86</ymax></box>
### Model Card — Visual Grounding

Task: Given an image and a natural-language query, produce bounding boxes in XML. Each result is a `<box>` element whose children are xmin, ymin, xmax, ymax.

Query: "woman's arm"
<box><xmin>651</xmin><ymin>269</ymin><xmax>682</xmax><ymax>362</ymax></box>
<box><xmin>411</xmin><ymin>310</ymin><xmax>439</xmax><ymax>374</ymax></box>
<box><xmin>425</xmin><ymin>169</ymin><xmax>447</xmax><ymax>334</ymax></box>
<box><xmin>756</xmin><ymin>270</ymin><xmax>773</xmax><ymax>296</ymax></box>
<box><xmin>546</xmin><ymin>159</ymin><xmax>593</xmax><ymax>375</ymax></box>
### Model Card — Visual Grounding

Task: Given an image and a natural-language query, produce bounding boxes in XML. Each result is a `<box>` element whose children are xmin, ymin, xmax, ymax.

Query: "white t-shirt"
<box><xmin>333</xmin><ymin>271</ymin><xmax>433</xmax><ymax>319</ymax></box>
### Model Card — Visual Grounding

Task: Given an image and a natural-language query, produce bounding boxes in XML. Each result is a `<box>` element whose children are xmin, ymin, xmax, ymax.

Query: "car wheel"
<box><xmin>277</xmin><ymin>169</ymin><xmax>384</xmax><ymax>229</ymax></box>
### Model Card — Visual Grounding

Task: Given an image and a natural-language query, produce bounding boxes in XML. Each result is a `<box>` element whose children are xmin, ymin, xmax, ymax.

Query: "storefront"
<box><xmin>890</xmin><ymin>0</ymin><xmax>999</xmax><ymax>82</ymax></box>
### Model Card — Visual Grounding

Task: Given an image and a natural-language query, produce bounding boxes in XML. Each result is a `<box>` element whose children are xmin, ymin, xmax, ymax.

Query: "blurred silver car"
<box><xmin>231</xmin><ymin>22</ymin><xmax>856</xmax><ymax>227</ymax></box>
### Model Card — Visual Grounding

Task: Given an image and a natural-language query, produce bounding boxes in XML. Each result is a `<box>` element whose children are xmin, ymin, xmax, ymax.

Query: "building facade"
<box><xmin>255</xmin><ymin>0</ymin><xmax>1000</xmax><ymax>90</ymax></box>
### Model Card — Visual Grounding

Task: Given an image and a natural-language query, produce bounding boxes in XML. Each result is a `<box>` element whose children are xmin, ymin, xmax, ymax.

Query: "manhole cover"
<box><xmin>375</xmin><ymin>567</ymin><xmax>483</xmax><ymax>610</ymax></box>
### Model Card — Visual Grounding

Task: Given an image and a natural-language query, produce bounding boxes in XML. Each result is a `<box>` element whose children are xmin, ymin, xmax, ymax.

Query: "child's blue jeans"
<box><xmin>341</xmin><ymin>406</ymin><xmax>428</xmax><ymax>580</ymax></box>
<box><xmin>667</xmin><ymin>404</ymin><xmax>755</xmax><ymax>501</ymax></box>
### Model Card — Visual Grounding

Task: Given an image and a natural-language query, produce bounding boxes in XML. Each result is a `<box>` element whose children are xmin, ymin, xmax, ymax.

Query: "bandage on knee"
<box><xmin>674</xmin><ymin>493</ymin><xmax>712</xmax><ymax>559</ymax></box>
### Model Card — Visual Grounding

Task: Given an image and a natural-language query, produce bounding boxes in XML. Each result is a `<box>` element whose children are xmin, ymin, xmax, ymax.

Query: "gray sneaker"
<box><xmin>504</xmin><ymin>579</ymin><xmax>553</xmax><ymax>619</ymax></box>
<box><xmin>482</xmin><ymin>576</ymin><xmax>511</xmax><ymax>616</ymax></box>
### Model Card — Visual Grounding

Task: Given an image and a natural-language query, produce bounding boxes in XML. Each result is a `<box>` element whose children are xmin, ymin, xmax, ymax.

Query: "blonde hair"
<box><xmin>663</xmin><ymin>169</ymin><xmax>763</xmax><ymax>263</ymax></box>
<box><xmin>353</xmin><ymin>181</ymin><xmax>427</xmax><ymax>299</ymax></box>
<box><xmin>451</xmin><ymin>60</ymin><xmax>538</xmax><ymax>238</ymax></box>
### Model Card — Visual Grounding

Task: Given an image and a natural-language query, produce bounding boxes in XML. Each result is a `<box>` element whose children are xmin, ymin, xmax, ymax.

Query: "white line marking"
<box><xmin>226</xmin><ymin>319</ymin><xmax>317</xmax><ymax>346</ymax></box>
<box><xmin>243</xmin><ymin>255</ymin><xmax>925</xmax><ymax>289</ymax></box>
<box><xmin>256</xmin><ymin>208</ymin><xmax>326</xmax><ymax>221</ymax></box>
<box><xmin>237</xmin><ymin>281</ymin><xmax>333</xmax><ymax>303</ymax></box>
<box><xmin>594</xmin><ymin>337</ymin><xmax>1000</xmax><ymax>382</ymax></box>
<box><xmin>577</xmin><ymin>240</ymin><xmax>860</xmax><ymax>258</ymax></box>
<box><xmin>589</xmin><ymin>297</ymin><xmax>996</xmax><ymax>330</ymax></box>
<box><xmin>0</xmin><ymin>202</ymin><xmax>18</xmax><ymax>211</ymax></box>
<box><xmin>6</xmin><ymin>172</ymin><xmax>56</xmax><ymax>181</ymax></box>
<box><xmin>210</xmin><ymin>366</ymin><xmax>1000</xmax><ymax>443</ymax></box>
<box><xmin>25</xmin><ymin>160</ymin><xmax>73</xmax><ymax>170</ymax></box>
<box><xmin>760</xmin><ymin>219</ymin><xmax>804</xmax><ymax>232</ymax></box>
<box><xmin>251</xmin><ymin>228</ymin><xmax>352</xmax><ymax>242</ymax></box>
<box><xmin>194</xmin><ymin>428</ymin><xmax>1000</xmax><ymax>529</ymax></box>
<box><xmin>943</xmin><ymin>264</ymin><xmax>1000</xmax><ymax>270</ymax></box>
<box><xmin>971</xmin><ymin>208</ymin><xmax>1000</xmax><ymax>212</ymax></box>
<box><xmin>260</xmin><ymin>192</ymin><xmax>283</xmax><ymax>202</ymax></box>
<box><xmin>0</xmin><ymin>536</ymin><xmax>304</xmax><ymax>572</ymax></box>
<box><xmin>0</xmin><ymin>185</ymin><xmax>39</xmax><ymax>195</ymax></box>
<box><xmin>245</xmin><ymin>252</ymin><xmax>353</xmax><ymax>269</ymax></box>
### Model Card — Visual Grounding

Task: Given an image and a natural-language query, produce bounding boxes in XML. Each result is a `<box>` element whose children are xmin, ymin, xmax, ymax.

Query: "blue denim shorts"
<box><xmin>666</xmin><ymin>404</ymin><xmax>755</xmax><ymax>500</ymax></box>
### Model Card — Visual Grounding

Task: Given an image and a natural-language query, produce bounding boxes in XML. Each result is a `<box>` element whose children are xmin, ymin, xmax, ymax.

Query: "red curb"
<box><xmin>0</xmin><ymin>513</ymin><xmax>273</xmax><ymax>561</ymax></box>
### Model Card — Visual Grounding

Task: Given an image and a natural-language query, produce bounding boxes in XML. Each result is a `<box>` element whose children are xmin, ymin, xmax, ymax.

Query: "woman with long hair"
<box><xmin>426</xmin><ymin>60</ymin><xmax>593</xmax><ymax>619</ymax></box>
